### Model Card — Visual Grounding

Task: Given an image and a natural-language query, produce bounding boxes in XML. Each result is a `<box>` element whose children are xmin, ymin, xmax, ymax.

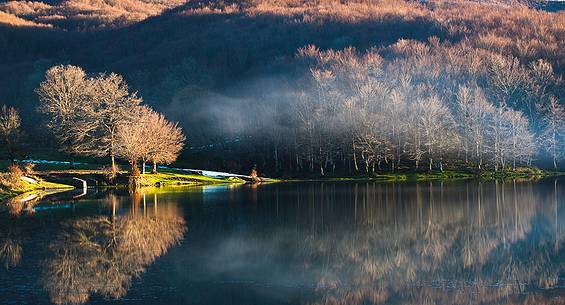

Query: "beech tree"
<box><xmin>0</xmin><ymin>105</ymin><xmax>23</xmax><ymax>161</ymax></box>
<box><xmin>418</xmin><ymin>96</ymin><xmax>456</xmax><ymax>172</ymax></box>
<box><xmin>142</xmin><ymin>108</ymin><xmax>185</xmax><ymax>173</ymax></box>
<box><xmin>502</xmin><ymin>109</ymin><xmax>536</xmax><ymax>169</ymax></box>
<box><xmin>36</xmin><ymin>65</ymin><xmax>92</xmax><ymax>157</ymax></box>
<box><xmin>457</xmin><ymin>86</ymin><xmax>494</xmax><ymax>170</ymax></box>
<box><xmin>88</xmin><ymin>73</ymin><xmax>142</xmax><ymax>172</ymax></box>
<box><xmin>115</xmin><ymin>116</ymin><xmax>150</xmax><ymax>176</ymax></box>
<box><xmin>540</xmin><ymin>96</ymin><xmax>565</xmax><ymax>169</ymax></box>
<box><xmin>37</xmin><ymin>65</ymin><xmax>141</xmax><ymax>173</ymax></box>
<box><xmin>116</xmin><ymin>106</ymin><xmax>185</xmax><ymax>175</ymax></box>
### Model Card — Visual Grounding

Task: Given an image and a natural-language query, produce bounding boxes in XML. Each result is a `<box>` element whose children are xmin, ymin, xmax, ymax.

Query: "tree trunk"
<box><xmin>141</xmin><ymin>161</ymin><xmax>146</xmax><ymax>174</ymax></box>
<box><xmin>274</xmin><ymin>147</ymin><xmax>279</xmax><ymax>172</ymax></box>
<box><xmin>152</xmin><ymin>161</ymin><xmax>158</xmax><ymax>173</ymax></box>
<box><xmin>111</xmin><ymin>153</ymin><xmax>117</xmax><ymax>174</ymax></box>
<box><xmin>353</xmin><ymin>141</ymin><xmax>359</xmax><ymax>171</ymax></box>
<box><xmin>429</xmin><ymin>158</ymin><xmax>433</xmax><ymax>172</ymax></box>
<box><xmin>554</xmin><ymin>141</ymin><xmax>558</xmax><ymax>170</ymax></box>
<box><xmin>131</xmin><ymin>160</ymin><xmax>140</xmax><ymax>177</ymax></box>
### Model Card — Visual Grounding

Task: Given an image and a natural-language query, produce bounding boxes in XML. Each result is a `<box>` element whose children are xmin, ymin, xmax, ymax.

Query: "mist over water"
<box><xmin>0</xmin><ymin>179</ymin><xmax>563</xmax><ymax>305</ymax></box>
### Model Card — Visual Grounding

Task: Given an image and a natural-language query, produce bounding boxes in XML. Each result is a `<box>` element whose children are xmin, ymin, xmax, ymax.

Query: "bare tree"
<box><xmin>89</xmin><ymin>73</ymin><xmax>142</xmax><ymax>172</ymax></box>
<box><xmin>141</xmin><ymin>108</ymin><xmax>185</xmax><ymax>173</ymax></box>
<box><xmin>540</xmin><ymin>96</ymin><xmax>565</xmax><ymax>169</ymax></box>
<box><xmin>37</xmin><ymin>66</ymin><xmax>142</xmax><ymax>173</ymax></box>
<box><xmin>0</xmin><ymin>105</ymin><xmax>23</xmax><ymax>161</ymax></box>
<box><xmin>116</xmin><ymin>106</ymin><xmax>185</xmax><ymax>175</ymax></box>
<box><xmin>418</xmin><ymin>96</ymin><xmax>455</xmax><ymax>172</ymax></box>
<box><xmin>36</xmin><ymin>65</ymin><xmax>93</xmax><ymax>158</ymax></box>
<box><xmin>502</xmin><ymin>109</ymin><xmax>536</xmax><ymax>169</ymax></box>
<box><xmin>457</xmin><ymin>86</ymin><xmax>495</xmax><ymax>170</ymax></box>
<box><xmin>115</xmin><ymin>116</ymin><xmax>151</xmax><ymax>176</ymax></box>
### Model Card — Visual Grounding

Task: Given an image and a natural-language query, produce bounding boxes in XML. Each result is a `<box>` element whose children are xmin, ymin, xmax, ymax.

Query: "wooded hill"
<box><xmin>0</xmin><ymin>0</ymin><xmax>564</xmax><ymax>175</ymax></box>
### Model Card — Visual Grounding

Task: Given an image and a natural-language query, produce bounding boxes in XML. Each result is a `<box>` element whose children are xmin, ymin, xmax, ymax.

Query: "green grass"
<box><xmin>140</xmin><ymin>171</ymin><xmax>246</xmax><ymax>186</ymax></box>
<box><xmin>286</xmin><ymin>167</ymin><xmax>561</xmax><ymax>183</ymax></box>
<box><xmin>0</xmin><ymin>190</ymin><xmax>16</xmax><ymax>202</ymax></box>
<box><xmin>0</xmin><ymin>175</ymin><xmax>74</xmax><ymax>203</ymax></box>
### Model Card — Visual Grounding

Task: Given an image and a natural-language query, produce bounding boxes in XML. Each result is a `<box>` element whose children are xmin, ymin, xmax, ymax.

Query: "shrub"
<box><xmin>23</xmin><ymin>162</ymin><xmax>35</xmax><ymax>176</ymax></box>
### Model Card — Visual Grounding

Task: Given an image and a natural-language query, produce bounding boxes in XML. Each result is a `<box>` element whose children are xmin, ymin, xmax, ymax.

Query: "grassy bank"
<box><xmin>0</xmin><ymin>169</ymin><xmax>246</xmax><ymax>203</ymax></box>
<box><xmin>288</xmin><ymin>167</ymin><xmax>561</xmax><ymax>183</ymax></box>
<box><xmin>137</xmin><ymin>171</ymin><xmax>246</xmax><ymax>186</ymax></box>
<box><xmin>0</xmin><ymin>175</ymin><xmax>74</xmax><ymax>203</ymax></box>
<box><xmin>33</xmin><ymin>168</ymin><xmax>250</xmax><ymax>187</ymax></box>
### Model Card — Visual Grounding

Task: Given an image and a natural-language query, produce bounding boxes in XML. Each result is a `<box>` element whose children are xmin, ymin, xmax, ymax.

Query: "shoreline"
<box><xmin>274</xmin><ymin>168</ymin><xmax>564</xmax><ymax>183</ymax></box>
<box><xmin>2</xmin><ymin>167</ymin><xmax>562</xmax><ymax>204</ymax></box>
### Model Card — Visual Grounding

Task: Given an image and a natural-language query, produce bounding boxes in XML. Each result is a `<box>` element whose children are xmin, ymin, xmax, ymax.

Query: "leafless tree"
<box><xmin>141</xmin><ymin>107</ymin><xmax>185</xmax><ymax>173</ymax></box>
<box><xmin>540</xmin><ymin>96</ymin><xmax>565</xmax><ymax>169</ymax></box>
<box><xmin>457</xmin><ymin>86</ymin><xmax>495</xmax><ymax>170</ymax></box>
<box><xmin>37</xmin><ymin>65</ymin><xmax>141</xmax><ymax>173</ymax></box>
<box><xmin>116</xmin><ymin>106</ymin><xmax>185</xmax><ymax>175</ymax></box>
<box><xmin>418</xmin><ymin>96</ymin><xmax>455</xmax><ymax>172</ymax></box>
<box><xmin>502</xmin><ymin>108</ymin><xmax>536</xmax><ymax>169</ymax></box>
<box><xmin>36</xmin><ymin>65</ymin><xmax>92</xmax><ymax>158</ymax></box>
<box><xmin>0</xmin><ymin>105</ymin><xmax>23</xmax><ymax>161</ymax></box>
<box><xmin>89</xmin><ymin>73</ymin><xmax>142</xmax><ymax>173</ymax></box>
<box><xmin>115</xmin><ymin>115</ymin><xmax>151</xmax><ymax>176</ymax></box>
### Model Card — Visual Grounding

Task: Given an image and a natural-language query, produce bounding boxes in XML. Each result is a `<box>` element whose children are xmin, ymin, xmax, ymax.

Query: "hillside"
<box><xmin>0</xmin><ymin>0</ymin><xmax>186</xmax><ymax>29</ymax></box>
<box><xmin>0</xmin><ymin>0</ymin><xmax>564</xmax><ymax>174</ymax></box>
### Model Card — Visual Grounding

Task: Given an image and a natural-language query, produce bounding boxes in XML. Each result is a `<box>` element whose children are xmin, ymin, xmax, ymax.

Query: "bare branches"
<box><xmin>290</xmin><ymin>45</ymin><xmax>544</xmax><ymax>174</ymax></box>
<box><xmin>37</xmin><ymin>65</ymin><xmax>149</xmax><ymax>173</ymax></box>
<box><xmin>116</xmin><ymin>106</ymin><xmax>185</xmax><ymax>174</ymax></box>
<box><xmin>0</xmin><ymin>105</ymin><xmax>23</xmax><ymax>161</ymax></box>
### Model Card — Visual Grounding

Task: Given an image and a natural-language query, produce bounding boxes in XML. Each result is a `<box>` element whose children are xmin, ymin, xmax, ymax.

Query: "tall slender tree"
<box><xmin>0</xmin><ymin>105</ymin><xmax>23</xmax><ymax>162</ymax></box>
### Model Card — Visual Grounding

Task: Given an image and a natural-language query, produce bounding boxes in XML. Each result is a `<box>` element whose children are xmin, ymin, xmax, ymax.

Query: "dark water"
<box><xmin>1</xmin><ymin>179</ymin><xmax>564</xmax><ymax>305</ymax></box>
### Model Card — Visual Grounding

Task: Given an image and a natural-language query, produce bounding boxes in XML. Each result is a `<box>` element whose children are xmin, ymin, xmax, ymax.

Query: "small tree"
<box><xmin>147</xmin><ymin>111</ymin><xmax>186</xmax><ymax>173</ymax></box>
<box><xmin>142</xmin><ymin>108</ymin><xmax>185</xmax><ymax>173</ymax></box>
<box><xmin>116</xmin><ymin>106</ymin><xmax>185</xmax><ymax>175</ymax></box>
<box><xmin>0</xmin><ymin>105</ymin><xmax>24</xmax><ymax>162</ymax></box>
<box><xmin>115</xmin><ymin>119</ymin><xmax>150</xmax><ymax>176</ymax></box>
<box><xmin>540</xmin><ymin>96</ymin><xmax>565</xmax><ymax>169</ymax></box>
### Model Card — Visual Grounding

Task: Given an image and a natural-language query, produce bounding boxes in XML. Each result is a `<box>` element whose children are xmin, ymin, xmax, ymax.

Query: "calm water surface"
<box><xmin>0</xmin><ymin>179</ymin><xmax>564</xmax><ymax>305</ymax></box>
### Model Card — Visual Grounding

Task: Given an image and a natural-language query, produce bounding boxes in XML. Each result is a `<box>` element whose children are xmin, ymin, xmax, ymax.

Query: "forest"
<box><xmin>0</xmin><ymin>0</ymin><xmax>564</xmax><ymax>176</ymax></box>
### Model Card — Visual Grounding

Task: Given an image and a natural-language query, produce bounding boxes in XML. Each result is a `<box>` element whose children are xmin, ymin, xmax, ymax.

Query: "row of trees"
<box><xmin>290</xmin><ymin>46</ymin><xmax>543</xmax><ymax>174</ymax></box>
<box><xmin>35</xmin><ymin>65</ymin><xmax>185</xmax><ymax>175</ymax></box>
<box><xmin>297</xmin><ymin>45</ymin><xmax>563</xmax><ymax>174</ymax></box>
<box><xmin>231</xmin><ymin>42</ymin><xmax>564</xmax><ymax>175</ymax></box>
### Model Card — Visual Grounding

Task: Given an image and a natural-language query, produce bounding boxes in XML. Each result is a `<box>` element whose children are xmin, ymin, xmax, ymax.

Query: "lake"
<box><xmin>0</xmin><ymin>179</ymin><xmax>564</xmax><ymax>305</ymax></box>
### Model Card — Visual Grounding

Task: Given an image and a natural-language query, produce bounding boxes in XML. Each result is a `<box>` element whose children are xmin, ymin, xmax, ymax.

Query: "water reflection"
<box><xmin>0</xmin><ymin>230</ymin><xmax>22</xmax><ymax>270</ymax></box>
<box><xmin>194</xmin><ymin>179</ymin><xmax>564</xmax><ymax>305</ymax></box>
<box><xmin>5</xmin><ymin>189</ymin><xmax>70</xmax><ymax>216</ymax></box>
<box><xmin>0</xmin><ymin>180</ymin><xmax>563</xmax><ymax>305</ymax></box>
<box><xmin>41</xmin><ymin>189</ymin><xmax>186</xmax><ymax>305</ymax></box>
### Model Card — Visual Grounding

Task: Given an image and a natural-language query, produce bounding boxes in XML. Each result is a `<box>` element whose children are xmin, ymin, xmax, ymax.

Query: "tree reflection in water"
<box><xmin>0</xmin><ymin>231</ymin><xmax>22</xmax><ymax>270</ymax></box>
<box><xmin>290</xmin><ymin>180</ymin><xmax>564</xmax><ymax>305</ymax></box>
<box><xmin>42</xmin><ymin>189</ymin><xmax>186</xmax><ymax>305</ymax></box>
<box><xmin>207</xmin><ymin>180</ymin><xmax>562</xmax><ymax>305</ymax></box>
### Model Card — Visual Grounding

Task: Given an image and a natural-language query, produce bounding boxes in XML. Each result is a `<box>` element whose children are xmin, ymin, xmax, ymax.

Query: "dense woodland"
<box><xmin>0</xmin><ymin>0</ymin><xmax>564</xmax><ymax>176</ymax></box>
